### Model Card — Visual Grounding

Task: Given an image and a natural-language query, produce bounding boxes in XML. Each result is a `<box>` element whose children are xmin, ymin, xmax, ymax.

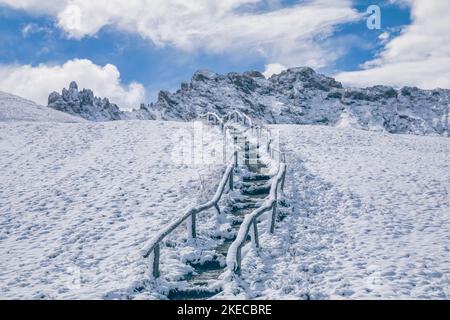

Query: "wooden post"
<box><xmin>229</xmin><ymin>170</ymin><xmax>234</xmax><ymax>191</ymax></box>
<box><xmin>281</xmin><ymin>168</ymin><xmax>286</xmax><ymax>191</ymax></box>
<box><xmin>256</xmin><ymin>134</ymin><xmax>260</xmax><ymax>161</ymax></box>
<box><xmin>191</xmin><ymin>213</ymin><xmax>197</xmax><ymax>238</ymax></box>
<box><xmin>235</xmin><ymin>246</ymin><xmax>242</xmax><ymax>275</ymax></box>
<box><xmin>234</xmin><ymin>150</ymin><xmax>238</xmax><ymax>167</ymax></box>
<box><xmin>152</xmin><ymin>244</ymin><xmax>160</xmax><ymax>278</ymax></box>
<box><xmin>252</xmin><ymin>218</ymin><xmax>260</xmax><ymax>248</ymax></box>
<box><xmin>215</xmin><ymin>204</ymin><xmax>221</xmax><ymax>215</ymax></box>
<box><xmin>270</xmin><ymin>193</ymin><xmax>278</xmax><ymax>234</ymax></box>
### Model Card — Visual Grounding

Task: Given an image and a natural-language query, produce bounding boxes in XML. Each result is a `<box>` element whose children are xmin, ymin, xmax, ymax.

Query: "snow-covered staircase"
<box><xmin>167</xmin><ymin>125</ymin><xmax>273</xmax><ymax>299</ymax></box>
<box><xmin>141</xmin><ymin>110</ymin><xmax>287</xmax><ymax>300</ymax></box>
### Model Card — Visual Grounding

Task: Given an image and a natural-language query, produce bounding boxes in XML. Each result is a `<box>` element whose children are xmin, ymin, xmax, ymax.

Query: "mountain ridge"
<box><xmin>47</xmin><ymin>67</ymin><xmax>449</xmax><ymax>136</ymax></box>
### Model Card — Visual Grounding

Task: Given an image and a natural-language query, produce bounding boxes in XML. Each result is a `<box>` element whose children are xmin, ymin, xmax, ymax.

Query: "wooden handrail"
<box><xmin>226</xmin><ymin>161</ymin><xmax>287</xmax><ymax>275</ymax></box>
<box><xmin>141</xmin><ymin>151</ymin><xmax>238</xmax><ymax>278</ymax></box>
<box><xmin>142</xmin><ymin>111</ymin><xmax>285</xmax><ymax>279</ymax></box>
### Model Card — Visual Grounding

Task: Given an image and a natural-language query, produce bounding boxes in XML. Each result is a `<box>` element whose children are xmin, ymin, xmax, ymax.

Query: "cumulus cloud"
<box><xmin>0</xmin><ymin>0</ymin><xmax>360</xmax><ymax>69</ymax></box>
<box><xmin>263</xmin><ymin>63</ymin><xmax>287</xmax><ymax>78</ymax></box>
<box><xmin>336</xmin><ymin>0</ymin><xmax>450</xmax><ymax>89</ymax></box>
<box><xmin>0</xmin><ymin>59</ymin><xmax>145</xmax><ymax>109</ymax></box>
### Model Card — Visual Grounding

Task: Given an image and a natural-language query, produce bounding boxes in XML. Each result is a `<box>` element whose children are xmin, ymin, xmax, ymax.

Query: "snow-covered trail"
<box><xmin>1</xmin><ymin>120</ymin><xmax>449</xmax><ymax>300</ymax></box>
<box><xmin>237</xmin><ymin>125</ymin><xmax>449</xmax><ymax>299</ymax></box>
<box><xmin>0</xmin><ymin>120</ymin><xmax>222</xmax><ymax>299</ymax></box>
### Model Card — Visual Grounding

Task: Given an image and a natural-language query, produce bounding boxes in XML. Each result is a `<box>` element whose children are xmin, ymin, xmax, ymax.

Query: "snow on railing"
<box><xmin>208</xmin><ymin>109</ymin><xmax>253</xmax><ymax>128</ymax></box>
<box><xmin>141</xmin><ymin>151</ymin><xmax>238</xmax><ymax>278</ymax></box>
<box><xmin>226</xmin><ymin>160</ymin><xmax>287</xmax><ymax>275</ymax></box>
<box><xmin>199</xmin><ymin>111</ymin><xmax>224</xmax><ymax>130</ymax></box>
<box><xmin>142</xmin><ymin>111</ymin><xmax>285</xmax><ymax>278</ymax></box>
<box><xmin>228</xmin><ymin>110</ymin><xmax>253</xmax><ymax>127</ymax></box>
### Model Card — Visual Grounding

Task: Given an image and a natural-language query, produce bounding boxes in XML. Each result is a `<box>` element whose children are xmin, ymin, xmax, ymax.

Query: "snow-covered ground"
<box><xmin>0</xmin><ymin>120</ymin><xmax>223</xmax><ymax>299</ymax></box>
<box><xmin>0</xmin><ymin>91</ymin><xmax>83</xmax><ymax>123</ymax></box>
<box><xmin>1</xmin><ymin>114</ymin><xmax>449</xmax><ymax>300</ymax></box>
<box><xmin>233</xmin><ymin>125</ymin><xmax>450</xmax><ymax>299</ymax></box>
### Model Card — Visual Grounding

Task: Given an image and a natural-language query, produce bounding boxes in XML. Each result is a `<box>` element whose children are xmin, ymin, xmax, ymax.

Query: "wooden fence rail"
<box><xmin>141</xmin><ymin>151</ymin><xmax>238</xmax><ymax>278</ymax></box>
<box><xmin>141</xmin><ymin>110</ymin><xmax>285</xmax><ymax>278</ymax></box>
<box><xmin>226</xmin><ymin>161</ymin><xmax>286</xmax><ymax>275</ymax></box>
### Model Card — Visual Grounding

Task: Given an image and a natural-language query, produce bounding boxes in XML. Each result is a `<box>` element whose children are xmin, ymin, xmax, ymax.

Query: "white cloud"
<box><xmin>336</xmin><ymin>57</ymin><xmax>450</xmax><ymax>89</ymax></box>
<box><xmin>0</xmin><ymin>59</ymin><xmax>146</xmax><ymax>109</ymax></box>
<box><xmin>336</xmin><ymin>0</ymin><xmax>450</xmax><ymax>89</ymax></box>
<box><xmin>263</xmin><ymin>63</ymin><xmax>287</xmax><ymax>78</ymax></box>
<box><xmin>378</xmin><ymin>31</ymin><xmax>390</xmax><ymax>44</ymax></box>
<box><xmin>0</xmin><ymin>0</ymin><xmax>360</xmax><ymax>69</ymax></box>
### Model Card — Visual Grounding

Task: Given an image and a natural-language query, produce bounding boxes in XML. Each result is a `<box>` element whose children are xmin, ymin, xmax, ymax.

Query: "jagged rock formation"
<box><xmin>47</xmin><ymin>82</ymin><xmax>155</xmax><ymax>121</ymax></box>
<box><xmin>47</xmin><ymin>69</ymin><xmax>449</xmax><ymax>136</ymax></box>
<box><xmin>152</xmin><ymin>67</ymin><xmax>449</xmax><ymax>136</ymax></box>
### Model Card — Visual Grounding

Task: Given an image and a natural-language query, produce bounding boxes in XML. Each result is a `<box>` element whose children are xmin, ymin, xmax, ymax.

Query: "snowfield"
<box><xmin>1</xmin><ymin>116</ymin><xmax>449</xmax><ymax>300</ymax></box>
<box><xmin>0</xmin><ymin>91</ymin><xmax>83</xmax><ymax>123</ymax></box>
<box><xmin>233</xmin><ymin>125</ymin><xmax>450</xmax><ymax>299</ymax></box>
<box><xmin>0</xmin><ymin>120</ymin><xmax>222</xmax><ymax>299</ymax></box>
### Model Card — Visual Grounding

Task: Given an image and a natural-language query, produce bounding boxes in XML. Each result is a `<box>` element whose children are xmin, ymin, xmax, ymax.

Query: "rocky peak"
<box><xmin>150</xmin><ymin>67</ymin><xmax>449</xmax><ymax>136</ymax></box>
<box><xmin>271</xmin><ymin>67</ymin><xmax>343</xmax><ymax>91</ymax></box>
<box><xmin>69</xmin><ymin>81</ymin><xmax>78</xmax><ymax>91</ymax></box>
<box><xmin>48</xmin><ymin>82</ymin><xmax>125</xmax><ymax>121</ymax></box>
<box><xmin>192</xmin><ymin>70</ymin><xmax>218</xmax><ymax>82</ymax></box>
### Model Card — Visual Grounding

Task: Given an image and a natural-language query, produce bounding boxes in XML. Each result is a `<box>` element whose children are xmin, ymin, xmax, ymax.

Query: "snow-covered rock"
<box><xmin>150</xmin><ymin>67</ymin><xmax>449</xmax><ymax>137</ymax></box>
<box><xmin>47</xmin><ymin>81</ymin><xmax>155</xmax><ymax>122</ymax></box>
<box><xmin>0</xmin><ymin>91</ymin><xmax>83</xmax><ymax>123</ymax></box>
<box><xmin>46</xmin><ymin>69</ymin><xmax>449</xmax><ymax>136</ymax></box>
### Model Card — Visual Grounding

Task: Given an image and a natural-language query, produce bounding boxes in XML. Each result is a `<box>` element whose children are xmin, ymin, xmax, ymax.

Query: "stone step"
<box><xmin>242</xmin><ymin>174</ymin><xmax>272</xmax><ymax>182</ymax></box>
<box><xmin>241</xmin><ymin>184</ymin><xmax>271</xmax><ymax>196</ymax></box>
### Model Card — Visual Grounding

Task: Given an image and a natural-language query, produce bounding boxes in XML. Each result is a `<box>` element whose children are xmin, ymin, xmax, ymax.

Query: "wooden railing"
<box><xmin>223</xmin><ymin>109</ymin><xmax>253</xmax><ymax>127</ymax></box>
<box><xmin>141</xmin><ymin>151</ymin><xmax>238</xmax><ymax>278</ymax></box>
<box><xmin>226</xmin><ymin>156</ymin><xmax>287</xmax><ymax>275</ymax></box>
<box><xmin>141</xmin><ymin>110</ymin><xmax>285</xmax><ymax>278</ymax></box>
<box><xmin>199</xmin><ymin>112</ymin><xmax>225</xmax><ymax>130</ymax></box>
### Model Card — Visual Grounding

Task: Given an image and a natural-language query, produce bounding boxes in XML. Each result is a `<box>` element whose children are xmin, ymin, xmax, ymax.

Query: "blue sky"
<box><xmin>1</xmin><ymin>1</ymin><xmax>447</xmax><ymax>108</ymax></box>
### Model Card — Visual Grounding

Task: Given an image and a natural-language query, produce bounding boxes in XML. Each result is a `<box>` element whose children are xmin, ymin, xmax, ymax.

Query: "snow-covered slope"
<box><xmin>230</xmin><ymin>125</ymin><xmax>450</xmax><ymax>299</ymax></box>
<box><xmin>0</xmin><ymin>120</ymin><xmax>222</xmax><ymax>299</ymax></box>
<box><xmin>151</xmin><ymin>68</ymin><xmax>449</xmax><ymax>137</ymax></box>
<box><xmin>0</xmin><ymin>91</ymin><xmax>83</xmax><ymax>123</ymax></box>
